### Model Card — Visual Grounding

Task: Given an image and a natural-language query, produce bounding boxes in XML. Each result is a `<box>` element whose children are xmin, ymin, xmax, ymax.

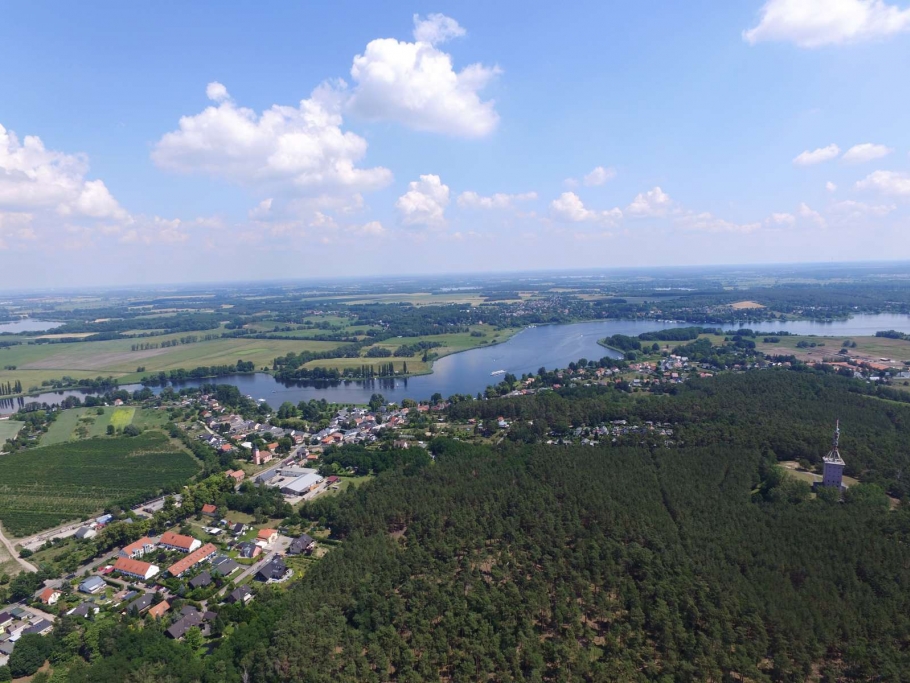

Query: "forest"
<box><xmin>45</xmin><ymin>370</ymin><xmax>910</xmax><ymax>682</ymax></box>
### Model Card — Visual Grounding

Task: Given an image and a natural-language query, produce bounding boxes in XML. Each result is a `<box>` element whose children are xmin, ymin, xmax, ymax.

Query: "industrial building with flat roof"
<box><xmin>279</xmin><ymin>472</ymin><xmax>324</xmax><ymax>496</ymax></box>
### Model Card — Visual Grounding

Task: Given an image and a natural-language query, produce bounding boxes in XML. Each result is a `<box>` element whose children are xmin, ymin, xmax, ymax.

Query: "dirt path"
<box><xmin>0</xmin><ymin>521</ymin><xmax>37</xmax><ymax>573</ymax></box>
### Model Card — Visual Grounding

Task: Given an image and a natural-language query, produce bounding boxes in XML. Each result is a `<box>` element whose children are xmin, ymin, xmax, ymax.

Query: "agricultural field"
<box><xmin>0</xmin><ymin>432</ymin><xmax>199</xmax><ymax>537</ymax></box>
<box><xmin>753</xmin><ymin>334</ymin><xmax>910</xmax><ymax>364</ymax></box>
<box><xmin>40</xmin><ymin>406</ymin><xmax>167</xmax><ymax>445</ymax></box>
<box><xmin>0</xmin><ymin>335</ymin><xmax>346</xmax><ymax>388</ymax></box>
<box><xmin>0</xmin><ymin>419</ymin><xmax>22</xmax><ymax>442</ymax></box>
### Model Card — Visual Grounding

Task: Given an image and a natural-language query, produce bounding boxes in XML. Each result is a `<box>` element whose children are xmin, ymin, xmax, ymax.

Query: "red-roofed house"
<box><xmin>159</xmin><ymin>531</ymin><xmax>202</xmax><ymax>553</ymax></box>
<box><xmin>201</xmin><ymin>504</ymin><xmax>217</xmax><ymax>516</ymax></box>
<box><xmin>39</xmin><ymin>587</ymin><xmax>61</xmax><ymax>605</ymax></box>
<box><xmin>120</xmin><ymin>537</ymin><xmax>156</xmax><ymax>559</ymax></box>
<box><xmin>256</xmin><ymin>529</ymin><xmax>278</xmax><ymax>545</ymax></box>
<box><xmin>148</xmin><ymin>601</ymin><xmax>170</xmax><ymax>619</ymax></box>
<box><xmin>226</xmin><ymin>469</ymin><xmax>245</xmax><ymax>482</ymax></box>
<box><xmin>167</xmin><ymin>543</ymin><xmax>218</xmax><ymax>577</ymax></box>
<box><xmin>113</xmin><ymin>557</ymin><xmax>160</xmax><ymax>580</ymax></box>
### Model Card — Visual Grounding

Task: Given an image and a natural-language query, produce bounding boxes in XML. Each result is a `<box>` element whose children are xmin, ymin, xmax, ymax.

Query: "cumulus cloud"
<box><xmin>744</xmin><ymin>0</ymin><xmax>910</xmax><ymax>47</ymax></box>
<box><xmin>152</xmin><ymin>82</ymin><xmax>392</xmax><ymax>193</ymax></box>
<box><xmin>345</xmin><ymin>15</ymin><xmax>501</xmax><ymax>137</ymax></box>
<box><xmin>626</xmin><ymin>186</ymin><xmax>672</xmax><ymax>217</ymax></box>
<box><xmin>396</xmin><ymin>174</ymin><xmax>450</xmax><ymax>227</ymax></box>
<box><xmin>0</xmin><ymin>123</ymin><xmax>127</xmax><ymax>220</ymax></box>
<box><xmin>583</xmin><ymin>166</ymin><xmax>617</xmax><ymax>187</ymax></box>
<box><xmin>798</xmin><ymin>202</ymin><xmax>827</xmax><ymax>227</ymax></box>
<box><xmin>549</xmin><ymin>192</ymin><xmax>622</xmax><ymax>223</ymax></box>
<box><xmin>830</xmin><ymin>199</ymin><xmax>896</xmax><ymax>218</ymax></box>
<box><xmin>768</xmin><ymin>212</ymin><xmax>797</xmax><ymax>226</ymax></box>
<box><xmin>357</xmin><ymin>220</ymin><xmax>386</xmax><ymax>236</ymax></box>
<box><xmin>856</xmin><ymin>169</ymin><xmax>910</xmax><ymax>196</ymax></box>
<box><xmin>413</xmin><ymin>13</ymin><xmax>466</xmax><ymax>44</ymax></box>
<box><xmin>793</xmin><ymin>144</ymin><xmax>840</xmax><ymax>166</ymax></box>
<box><xmin>826</xmin><ymin>181</ymin><xmax>838</xmax><ymax>192</ymax></box>
<box><xmin>457</xmin><ymin>190</ymin><xmax>537</xmax><ymax>209</ymax></box>
<box><xmin>677</xmin><ymin>212</ymin><xmax>762</xmax><ymax>234</ymax></box>
<box><xmin>842</xmin><ymin>142</ymin><xmax>893</xmax><ymax>163</ymax></box>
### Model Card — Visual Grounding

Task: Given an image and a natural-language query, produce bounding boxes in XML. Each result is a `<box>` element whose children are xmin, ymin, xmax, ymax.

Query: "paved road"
<box><xmin>0</xmin><ymin>522</ymin><xmax>37</xmax><ymax>573</ymax></box>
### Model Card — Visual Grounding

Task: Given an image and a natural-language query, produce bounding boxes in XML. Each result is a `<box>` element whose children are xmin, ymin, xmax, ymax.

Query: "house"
<box><xmin>159</xmin><ymin>531</ymin><xmax>202</xmax><ymax>553</ymax></box>
<box><xmin>237</xmin><ymin>542</ymin><xmax>261</xmax><ymax>559</ymax></box>
<box><xmin>120</xmin><ymin>537</ymin><xmax>156</xmax><ymax>559</ymax></box>
<box><xmin>113</xmin><ymin>557</ymin><xmax>160</xmax><ymax>580</ymax></box>
<box><xmin>24</xmin><ymin>619</ymin><xmax>54</xmax><ymax>636</ymax></box>
<box><xmin>288</xmin><ymin>533</ymin><xmax>315</xmax><ymax>555</ymax></box>
<box><xmin>74</xmin><ymin>526</ymin><xmax>97</xmax><ymax>540</ymax></box>
<box><xmin>165</xmin><ymin>611</ymin><xmax>204</xmax><ymax>640</ymax></box>
<box><xmin>256</xmin><ymin>556</ymin><xmax>290</xmax><ymax>583</ymax></box>
<box><xmin>147</xmin><ymin>601</ymin><xmax>170</xmax><ymax>619</ymax></box>
<box><xmin>230</xmin><ymin>522</ymin><xmax>247</xmax><ymax>536</ymax></box>
<box><xmin>225</xmin><ymin>469</ymin><xmax>245</xmax><ymax>483</ymax></box>
<box><xmin>167</xmin><ymin>543</ymin><xmax>217</xmax><ymax>577</ymax></box>
<box><xmin>189</xmin><ymin>571</ymin><xmax>212</xmax><ymax>589</ymax></box>
<box><xmin>78</xmin><ymin>576</ymin><xmax>107</xmax><ymax>594</ymax></box>
<box><xmin>67</xmin><ymin>603</ymin><xmax>99</xmax><ymax>619</ymax></box>
<box><xmin>256</xmin><ymin>529</ymin><xmax>278</xmax><ymax>545</ymax></box>
<box><xmin>127</xmin><ymin>593</ymin><xmax>155</xmax><ymax>614</ymax></box>
<box><xmin>201</xmin><ymin>504</ymin><xmax>218</xmax><ymax>516</ymax></box>
<box><xmin>0</xmin><ymin>612</ymin><xmax>13</xmax><ymax>629</ymax></box>
<box><xmin>211</xmin><ymin>555</ymin><xmax>240</xmax><ymax>577</ymax></box>
<box><xmin>38</xmin><ymin>587</ymin><xmax>61</xmax><ymax>606</ymax></box>
<box><xmin>226</xmin><ymin>585</ymin><xmax>253</xmax><ymax>605</ymax></box>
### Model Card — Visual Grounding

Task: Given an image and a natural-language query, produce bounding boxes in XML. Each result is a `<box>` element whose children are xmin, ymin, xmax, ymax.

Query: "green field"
<box><xmin>40</xmin><ymin>406</ymin><xmax>167</xmax><ymax>445</ymax></box>
<box><xmin>0</xmin><ymin>431</ymin><xmax>199</xmax><ymax>537</ymax></box>
<box><xmin>0</xmin><ymin>419</ymin><xmax>22</xmax><ymax>442</ymax></box>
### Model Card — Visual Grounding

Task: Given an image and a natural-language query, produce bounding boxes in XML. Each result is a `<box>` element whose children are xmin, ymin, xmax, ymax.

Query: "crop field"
<box><xmin>40</xmin><ymin>407</ymin><xmax>165</xmax><ymax>445</ymax></box>
<box><xmin>0</xmin><ymin>335</ymin><xmax>345</xmax><ymax>387</ymax></box>
<box><xmin>0</xmin><ymin>432</ymin><xmax>199</xmax><ymax>537</ymax></box>
<box><xmin>0</xmin><ymin>419</ymin><xmax>22</xmax><ymax>442</ymax></box>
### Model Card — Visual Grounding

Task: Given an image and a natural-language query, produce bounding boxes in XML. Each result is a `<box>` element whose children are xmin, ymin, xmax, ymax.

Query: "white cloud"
<box><xmin>457</xmin><ymin>190</ymin><xmax>537</xmax><ymax>209</ymax></box>
<box><xmin>626</xmin><ymin>186</ymin><xmax>672</xmax><ymax>217</ymax></box>
<box><xmin>413</xmin><ymin>13</ymin><xmax>466</xmax><ymax>45</ymax></box>
<box><xmin>153</xmin><ymin>82</ymin><xmax>392</xmax><ymax>193</ymax></box>
<box><xmin>550</xmin><ymin>192</ymin><xmax>622</xmax><ymax>223</ymax></box>
<box><xmin>677</xmin><ymin>212</ymin><xmax>762</xmax><ymax>234</ymax></box>
<box><xmin>856</xmin><ymin>169</ymin><xmax>910</xmax><ymax>196</ymax></box>
<box><xmin>793</xmin><ymin>144</ymin><xmax>840</xmax><ymax>166</ymax></box>
<box><xmin>396</xmin><ymin>174</ymin><xmax>450</xmax><ymax>227</ymax></box>
<box><xmin>0</xmin><ymin>123</ymin><xmax>127</xmax><ymax>220</ymax></box>
<box><xmin>205</xmin><ymin>81</ymin><xmax>230</xmax><ymax>103</ymax></box>
<box><xmin>248</xmin><ymin>198</ymin><xmax>273</xmax><ymax>220</ymax></box>
<box><xmin>798</xmin><ymin>202</ymin><xmax>827</xmax><ymax>227</ymax></box>
<box><xmin>744</xmin><ymin>0</ymin><xmax>910</xmax><ymax>47</ymax></box>
<box><xmin>826</xmin><ymin>181</ymin><xmax>837</xmax><ymax>192</ymax></box>
<box><xmin>842</xmin><ymin>142</ymin><xmax>893</xmax><ymax>163</ymax></box>
<box><xmin>345</xmin><ymin>16</ymin><xmax>501</xmax><ymax>137</ymax></box>
<box><xmin>830</xmin><ymin>199</ymin><xmax>896</xmax><ymax>218</ymax></box>
<box><xmin>583</xmin><ymin>166</ymin><xmax>617</xmax><ymax>187</ymax></box>
<box><xmin>768</xmin><ymin>212</ymin><xmax>797</xmax><ymax>225</ymax></box>
<box><xmin>357</xmin><ymin>220</ymin><xmax>386</xmax><ymax>236</ymax></box>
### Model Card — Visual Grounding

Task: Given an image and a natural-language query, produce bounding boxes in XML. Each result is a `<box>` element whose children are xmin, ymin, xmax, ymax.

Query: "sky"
<box><xmin>1</xmin><ymin>0</ymin><xmax>910</xmax><ymax>287</ymax></box>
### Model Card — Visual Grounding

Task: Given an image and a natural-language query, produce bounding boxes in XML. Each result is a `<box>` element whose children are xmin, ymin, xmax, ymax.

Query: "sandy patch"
<box><xmin>730</xmin><ymin>301</ymin><xmax>766</xmax><ymax>309</ymax></box>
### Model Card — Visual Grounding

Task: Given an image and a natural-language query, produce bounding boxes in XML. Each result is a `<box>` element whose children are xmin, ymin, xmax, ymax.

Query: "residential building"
<box><xmin>0</xmin><ymin>612</ymin><xmax>13</xmax><ymax>629</ymax></box>
<box><xmin>288</xmin><ymin>533</ymin><xmax>315</xmax><ymax>555</ymax></box>
<box><xmin>120</xmin><ymin>537</ymin><xmax>156</xmax><ymax>559</ymax></box>
<box><xmin>211</xmin><ymin>556</ymin><xmax>240</xmax><ymax>577</ymax></box>
<box><xmin>147</xmin><ymin>601</ymin><xmax>170</xmax><ymax>619</ymax></box>
<box><xmin>189</xmin><ymin>571</ymin><xmax>212</xmax><ymax>589</ymax></box>
<box><xmin>23</xmin><ymin>619</ymin><xmax>54</xmax><ymax>636</ymax></box>
<box><xmin>67</xmin><ymin>603</ymin><xmax>99</xmax><ymax>619</ymax></box>
<box><xmin>159</xmin><ymin>531</ymin><xmax>202</xmax><ymax>553</ymax></box>
<box><xmin>226</xmin><ymin>585</ymin><xmax>253</xmax><ymax>605</ymax></box>
<box><xmin>166</xmin><ymin>611</ymin><xmax>204</xmax><ymax>640</ymax></box>
<box><xmin>256</xmin><ymin>556</ymin><xmax>290</xmax><ymax>583</ymax></box>
<box><xmin>113</xmin><ymin>557</ymin><xmax>160</xmax><ymax>580</ymax></box>
<box><xmin>225</xmin><ymin>469</ymin><xmax>245</xmax><ymax>483</ymax></box>
<box><xmin>167</xmin><ymin>543</ymin><xmax>218</xmax><ymax>577</ymax></box>
<box><xmin>201</xmin><ymin>503</ymin><xmax>217</xmax><ymax>516</ymax></box>
<box><xmin>78</xmin><ymin>576</ymin><xmax>107</xmax><ymax>594</ymax></box>
<box><xmin>127</xmin><ymin>594</ymin><xmax>155</xmax><ymax>614</ymax></box>
<box><xmin>38</xmin><ymin>587</ymin><xmax>61</xmax><ymax>606</ymax></box>
<box><xmin>256</xmin><ymin>528</ymin><xmax>278</xmax><ymax>545</ymax></box>
<box><xmin>74</xmin><ymin>526</ymin><xmax>97</xmax><ymax>540</ymax></box>
<box><xmin>236</xmin><ymin>541</ymin><xmax>261</xmax><ymax>559</ymax></box>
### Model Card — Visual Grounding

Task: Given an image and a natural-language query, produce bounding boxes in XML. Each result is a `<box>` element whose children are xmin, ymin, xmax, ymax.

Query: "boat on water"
<box><xmin>491</xmin><ymin>369</ymin><xmax>506</xmax><ymax>376</ymax></box>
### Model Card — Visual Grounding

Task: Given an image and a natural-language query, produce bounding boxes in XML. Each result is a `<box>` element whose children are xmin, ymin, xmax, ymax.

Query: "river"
<box><xmin>3</xmin><ymin>313</ymin><xmax>910</xmax><ymax>413</ymax></box>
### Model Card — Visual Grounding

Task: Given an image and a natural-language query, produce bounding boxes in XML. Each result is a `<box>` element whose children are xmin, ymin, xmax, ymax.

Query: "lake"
<box><xmin>0</xmin><ymin>319</ymin><xmax>62</xmax><ymax>334</ymax></box>
<box><xmin>4</xmin><ymin>313</ymin><xmax>910</xmax><ymax>413</ymax></box>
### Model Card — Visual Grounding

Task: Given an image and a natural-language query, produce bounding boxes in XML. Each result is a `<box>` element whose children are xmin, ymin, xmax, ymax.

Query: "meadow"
<box><xmin>0</xmin><ymin>432</ymin><xmax>199</xmax><ymax>536</ymax></box>
<box><xmin>41</xmin><ymin>406</ymin><xmax>165</xmax><ymax>445</ymax></box>
<box><xmin>0</xmin><ymin>419</ymin><xmax>22</xmax><ymax>442</ymax></box>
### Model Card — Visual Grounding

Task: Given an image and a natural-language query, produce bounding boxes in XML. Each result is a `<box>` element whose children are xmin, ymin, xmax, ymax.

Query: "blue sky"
<box><xmin>2</xmin><ymin>0</ymin><xmax>909</xmax><ymax>286</ymax></box>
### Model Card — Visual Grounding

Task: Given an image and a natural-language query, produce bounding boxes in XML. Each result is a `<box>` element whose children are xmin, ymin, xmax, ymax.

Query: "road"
<box><xmin>0</xmin><ymin>521</ymin><xmax>37</xmax><ymax>573</ymax></box>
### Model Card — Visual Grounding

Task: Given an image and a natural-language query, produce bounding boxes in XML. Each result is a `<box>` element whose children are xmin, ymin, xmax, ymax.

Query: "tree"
<box><xmin>184</xmin><ymin>626</ymin><xmax>204</xmax><ymax>651</ymax></box>
<box><xmin>9</xmin><ymin>634</ymin><xmax>49</xmax><ymax>677</ymax></box>
<box><xmin>106</xmin><ymin>425</ymin><xmax>115</xmax><ymax>436</ymax></box>
<box><xmin>368</xmin><ymin>393</ymin><xmax>386</xmax><ymax>412</ymax></box>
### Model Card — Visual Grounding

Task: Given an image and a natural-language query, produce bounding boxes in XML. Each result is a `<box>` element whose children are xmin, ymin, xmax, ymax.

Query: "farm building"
<box><xmin>159</xmin><ymin>531</ymin><xmax>202</xmax><ymax>553</ymax></box>
<box><xmin>113</xmin><ymin>557</ymin><xmax>160</xmax><ymax>580</ymax></box>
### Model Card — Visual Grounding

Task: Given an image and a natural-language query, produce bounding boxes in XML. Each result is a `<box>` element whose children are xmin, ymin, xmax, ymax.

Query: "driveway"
<box><xmin>0</xmin><ymin>522</ymin><xmax>37</xmax><ymax>573</ymax></box>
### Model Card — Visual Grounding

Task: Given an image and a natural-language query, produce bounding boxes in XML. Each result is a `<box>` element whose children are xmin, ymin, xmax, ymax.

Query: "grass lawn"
<box><xmin>40</xmin><ymin>406</ymin><xmax>163</xmax><ymax>444</ymax></box>
<box><xmin>0</xmin><ymin>419</ymin><xmax>22</xmax><ymax>442</ymax></box>
<box><xmin>0</xmin><ymin>432</ymin><xmax>199</xmax><ymax>536</ymax></box>
<box><xmin>109</xmin><ymin>407</ymin><xmax>136</xmax><ymax>429</ymax></box>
